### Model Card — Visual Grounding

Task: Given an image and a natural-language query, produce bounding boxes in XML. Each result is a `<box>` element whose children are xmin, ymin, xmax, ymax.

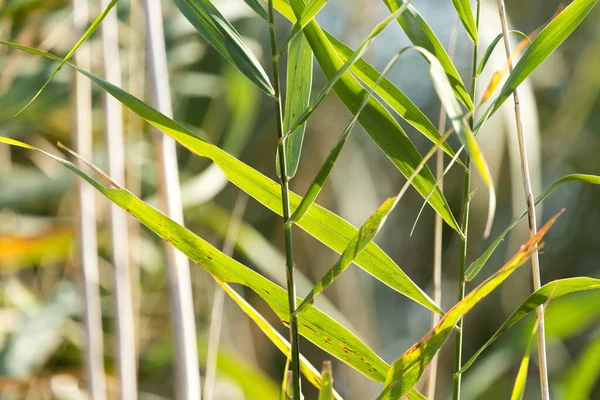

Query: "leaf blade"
<box><xmin>451</xmin><ymin>0</ymin><xmax>478</xmax><ymax>43</ymax></box>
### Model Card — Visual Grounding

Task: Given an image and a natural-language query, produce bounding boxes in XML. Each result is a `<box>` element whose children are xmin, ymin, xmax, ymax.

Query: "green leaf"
<box><xmin>217</xmin><ymin>281</ymin><xmax>343</xmax><ymax>399</ymax></box>
<box><xmin>477</xmin><ymin>30</ymin><xmax>529</xmax><ymax>76</ymax></box>
<box><xmin>376</xmin><ymin>214</ymin><xmax>559</xmax><ymax>399</ymax></box>
<box><xmin>285</xmin><ymin>0</ymin><xmax>461</xmax><ymax>235</ymax></box>
<box><xmin>0</xmin><ymin>136</ymin><xmax>388</xmax><ymax>383</ymax></box>
<box><xmin>477</xmin><ymin>0</ymin><xmax>599</xmax><ymax>131</ymax></box>
<box><xmin>15</xmin><ymin>0</ymin><xmax>119</xmax><ymax>115</ymax></box>
<box><xmin>561</xmin><ymin>332</ymin><xmax>600</xmax><ymax>400</ymax></box>
<box><xmin>295</xmin><ymin>117</ymin><xmax>453</xmax><ymax>315</ymax></box>
<box><xmin>324</xmin><ymin>32</ymin><xmax>463</xmax><ymax>166</ymax></box>
<box><xmin>510</xmin><ymin>325</ymin><xmax>536</xmax><ymax>400</ymax></box>
<box><xmin>459</xmin><ymin>277</ymin><xmax>600</xmax><ymax>374</ymax></box>
<box><xmin>278</xmin><ymin>27</ymin><xmax>313</xmax><ymax>178</ymax></box>
<box><xmin>0</xmin><ymin>40</ymin><xmax>444</xmax><ymax>317</ymax></box>
<box><xmin>288</xmin><ymin>50</ymin><xmax>401</xmax><ymax>225</ymax></box>
<box><xmin>450</xmin><ymin>0</ymin><xmax>478</xmax><ymax>43</ymax></box>
<box><xmin>171</xmin><ymin>0</ymin><xmax>274</xmax><ymax>96</ymax></box>
<box><xmin>466</xmin><ymin>174</ymin><xmax>600</xmax><ymax>281</ymax></box>
<box><xmin>242</xmin><ymin>0</ymin><xmax>269</xmax><ymax>20</ymax></box>
<box><xmin>318</xmin><ymin>361</ymin><xmax>333</xmax><ymax>400</ymax></box>
<box><xmin>382</xmin><ymin>0</ymin><xmax>473</xmax><ymax>110</ymax></box>
<box><xmin>410</xmin><ymin>46</ymin><xmax>495</xmax><ymax>237</ymax></box>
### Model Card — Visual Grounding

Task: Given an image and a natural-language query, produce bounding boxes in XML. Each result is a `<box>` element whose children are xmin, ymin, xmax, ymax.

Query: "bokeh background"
<box><xmin>0</xmin><ymin>0</ymin><xmax>599</xmax><ymax>398</ymax></box>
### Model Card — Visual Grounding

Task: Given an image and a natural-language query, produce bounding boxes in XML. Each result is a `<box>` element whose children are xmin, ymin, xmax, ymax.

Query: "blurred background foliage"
<box><xmin>0</xmin><ymin>0</ymin><xmax>599</xmax><ymax>398</ymax></box>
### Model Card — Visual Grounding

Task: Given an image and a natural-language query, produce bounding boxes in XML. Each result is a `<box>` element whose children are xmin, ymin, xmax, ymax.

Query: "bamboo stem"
<box><xmin>99</xmin><ymin>1</ymin><xmax>137</xmax><ymax>398</ymax></box>
<box><xmin>204</xmin><ymin>194</ymin><xmax>248</xmax><ymax>400</ymax></box>
<box><xmin>71</xmin><ymin>0</ymin><xmax>106</xmax><ymax>398</ymax></box>
<box><xmin>496</xmin><ymin>1</ymin><xmax>550</xmax><ymax>398</ymax></box>
<box><xmin>267</xmin><ymin>1</ymin><xmax>302</xmax><ymax>398</ymax></box>
<box><xmin>141</xmin><ymin>2</ymin><xmax>202</xmax><ymax>399</ymax></box>
<box><xmin>453</xmin><ymin>3</ymin><xmax>480</xmax><ymax>400</ymax></box>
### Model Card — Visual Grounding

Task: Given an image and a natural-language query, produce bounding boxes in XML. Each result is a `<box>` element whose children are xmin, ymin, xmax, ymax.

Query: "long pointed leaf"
<box><xmin>285</xmin><ymin>0</ymin><xmax>461</xmax><ymax>235</ymax></box>
<box><xmin>0</xmin><ymin>40</ymin><xmax>444</xmax><ymax>317</ymax></box>
<box><xmin>477</xmin><ymin>30</ymin><xmax>529</xmax><ymax>76</ymax></box>
<box><xmin>460</xmin><ymin>277</ymin><xmax>600</xmax><ymax>373</ymax></box>
<box><xmin>510</xmin><ymin>325</ymin><xmax>536</xmax><ymax>400</ymax></box>
<box><xmin>476</xmin><ymin>0</ymin><xmax>599</xmax><ymax>132</ymax></box>
<box><xmin>451</xmin><ymin>0</ymin><xmax>478</xmax><ymax>43</ymax></box>
<box><xmin>466</xmin><ymin>174</ymin><xmax>600</xmax><ymax>281</ymax></box>
<box><xmin>382</xmin><ymin>0</ymin><xmax>473</xmax><ymax>110</ymax></box>
<box><xmin>376</xmin><ymin>213</ymin><xmax>560</xmax><ymax>399</ymax></box>
<box><xmin>242</xmin><ymin>0</ymin><xmax>269</xmax><ymax>20</ymax></box>
<box><xmin>561</xmin><ymin>332</ymin><xmax>600</xmax><ymax>400</ymax></box>
<box><xmin>0</xmin><ymin>136</ymin><xmax>389</xmax><ymax>382</ymax></box>
<box><xmin>171</xmin><ymin>0</ymin><xmax>274</xmax><ymax>96</ymax></box>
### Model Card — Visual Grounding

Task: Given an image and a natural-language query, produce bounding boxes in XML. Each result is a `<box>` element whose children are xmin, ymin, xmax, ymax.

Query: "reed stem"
<box><xmin>99</xmin><ymin>2</ymin><xmax>137</xmax><ymax>398</ymax></box>
<box><xmin>267</xmin><ymin>1</ymin><xmax>302</xmax><ymax>398</ymax></box>
<box><xmin>453</xmin><ymin>2</ymin><xmax>480</xmax><ymax>400</ymax></box>
<box><xmin>71</xmin><ymin>0</ymin><xmax>106</xmax><ymax>398</ymax></box>
<box><xmin>496</xmin><ymin>1</ymin><xmax>550</xmax><ymax>398</ymax></box>
<box><xmin>141</xmin><ymin>2</ymin><xmax>202</xmax><ymax>398</ymax></box>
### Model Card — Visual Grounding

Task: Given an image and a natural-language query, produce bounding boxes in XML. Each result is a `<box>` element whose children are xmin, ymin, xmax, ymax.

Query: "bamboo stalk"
<box><xmin>453</xmin><ymin>3</ymin><xmax>480</xmax><ymax>400</ymax></box>
<box><xmin>140</xmin><ymin>2</ymin><xmax>202</xmax><ymax>399</ymax></box>
<box><xmin>267</xmin><ymin>1</ymin><xmax>302</xmax><ymax>398</ymax></box>
<box><xmin>495</xmin><ymin>1</ymin><xmax>550</xmax><ymax>398</ymax></box>
<box><xmin>71</xmin><ymin>0</ymin><xmax>106</xmax><ymax>398</ymax></box>
<box><xmin>204</xmin><ymin>194</ymin><xmax>248</xmax><ymax>400</ymax></box>
<box><xmin>99</xmin><ymin>1</ymin><xmax>137</xmax><ymax>398</ymax></box>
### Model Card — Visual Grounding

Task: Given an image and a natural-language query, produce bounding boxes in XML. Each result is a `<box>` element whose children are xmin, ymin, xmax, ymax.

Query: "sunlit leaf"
<box><xmin>561</xmin><ymin>332</ymin><xmax>600</xmax><ymax>400</ymax></box>
<box><xmin>0</xmin><ymin>136</ymin><xmax>388</xmax><ymax>382</ymax></box>
<box><xmin>510</xmin><ymin>325</ymin><xmax>536</xmax><ymax>400</ymax></box>
<box><xmin>450</xmin><ymin>0</ymin><xmax>478</xmax><ymax>43</ymax></box>
<box><xmin>376</xmin><ymin>213</ymin><xmax>559</xmax><ymax>399</ymax></box>
<box><xmin>477</xmin><ymin>30</ymin><xmax>529</xmax><ymax>76</ymax></box>
<box><xmin>242</xmin><ymin>0</ymin><xmax>269</xmax><ymax>19</ymax></box>
<box><xmin>318</xmin><ymin>361</ymin><xmax>333</xmax><ymax>400</ymax></box>
<box><xmin>171</xmin><ymin>0</ymin><xmax>274</xmax><ymax>96</ymax></box>
<box><xmin>460</xmin><ymin>277</ymin><xmax>600</xmax><ymax>373</ymax></box>
<box><xmin>0</xmin><ymin>40</ymin><xmax>444</xmax><ymax>316</ymax></box>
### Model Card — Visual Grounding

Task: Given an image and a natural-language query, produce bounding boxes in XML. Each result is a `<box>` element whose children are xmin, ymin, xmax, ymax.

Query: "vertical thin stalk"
<box><xmin>496</xmin><ymin>1</ymin><xmax>550</xmax><ymax>398</ymax></box>
<box><xmin>453</xmin><ymin>2</ymin><xmax>480</xmax><ymax>400</ymax></box>
<box><xmin>267</xmin><ymin>1</ymin><xmax>301</xmax><ymax>398</ymax></box>
<box><xmin>71</xmin><ymin>0</ymin><xmax>106</xmax><ymax>398</ymax></box>
<box><xmin>141</xmin><ymin>2</ymin><xmax>202</xmax><ymax>399</ymax></box>
<box><xmin>203</xmin><ymin>194</ymin><xmax>248</xmax><ymax>400</ymax></box>
<box><xmin>428</xmin><ymin>21</ymin><xmax>459</xmax><ymax>399</ymax></box>
<box><xmin>99</xmin><ymin>2</ymin><xmax>137</xmax><ymax>399</ymax></box>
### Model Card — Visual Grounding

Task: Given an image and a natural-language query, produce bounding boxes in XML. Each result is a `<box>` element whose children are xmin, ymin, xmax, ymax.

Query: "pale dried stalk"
<box><xmin>141</xmin><ymin>1</ymin><xmax>202</xmax><ymax>399</ymax></box>
<box><xmin>99</xmin><ymin>1</ymin><xmax>137</xmax><ymax>398</ymax></box>
<box><xmin>496</xmin><ymin>1</ymin><xmax>550</xmax><ymax>399</ymax></box>
<box><xmin>71</xmin><ymin>0</ymin><xmax>106</xmax><ymax>398</ymax></box>
<box><xmin>204</xmin><ymin>194</ymin><xmax>249</xmax><ymax>400</ymax></box>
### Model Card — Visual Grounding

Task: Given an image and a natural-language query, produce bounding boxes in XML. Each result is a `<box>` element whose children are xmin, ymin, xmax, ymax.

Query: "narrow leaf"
<box><xmin>450</xmin><ymin>0</ymin><xmax>478</xmax><ymax>43</ymax></box>
<box><xmin>466</xmin><ymin>174</ymin><xmax>600</xmax><ymax>281</ymax></box>
<box><xmin>15</xmin><ymin>0</ymin><xmax>119</xmax><ymax>115</ymax></box>
<box><xmin>0</xmin><ymin>136</ymin><xmax>388</xmax><ymax>382</ymax></box>
<box><xmin>477</xmin><ymin>0</ymin><xmax>599</xmax><ymax>132</ymax></box>
<box><xmin>278</xmin><ymin>27</ymin><xmax>313</xmax><ymax>178</ymax></box>
<box><xmin>376</xmin><ymin>213</ymin><xmax>560</xmax><ymax>399</ymax></box>
<box><xmin>285</xmin><ymin>0</ymin><xmax>461</xmax><ymax>235</ymax></box>
<box><xmin>318</xmin><ymin>361</ymin><xmax>333</xmax><ymax>400</ymax></box>
<box><xmin>477</xmin><ymin>30</ymin><xmax>529</xmax><ymax>76</ymax></box>
<box><xmin>171</xmin><ymin>0</ymin><xmax>274</xmax><ymax>96</ymax></box>
<box><xmin>382</xmin><ymin>0</ymin><xmax>473</xmax><ymax>110</ymax></box>
<box><xmin>510</xmin><ymin>325</ymin><xmax>536</xmax><ymax>400</ymax></box>
<box><xmin>460</xmin><ymin>277</ymin><xmax>600</xmax><ymax>373</ymax></box>
<box><xmin>242</xmin><ymin>0</ymin><xmax>269</xmax><ymax>20</ymax></box>
<box><xmin>0</xmin><ymin>40</ymin><xmax>445</xmax><ymax>317</ymax></box>
<box><xmin>561</xmin><ymin>332</ymin><xmax>600</xmax><ymax>400</ymax></box>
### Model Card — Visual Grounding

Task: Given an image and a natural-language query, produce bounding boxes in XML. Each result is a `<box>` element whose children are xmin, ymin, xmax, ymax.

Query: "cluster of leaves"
<box><xmin>1</xmin><ymin>0</ymin><xmax>600</xmax><ymax>398</ymax></box>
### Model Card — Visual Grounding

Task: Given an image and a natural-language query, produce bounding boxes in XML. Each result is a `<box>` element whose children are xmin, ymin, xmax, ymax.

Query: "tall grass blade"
<box><xmin>460</xmin><ymin>277</ymin><xmax>600</xmax><ymax>373</ymax></box>
<box><xmin>376</xmin><ymin>212</ymin><xmax>561</xmax><ymax>399</ymax></box>
<box><xmin>510</xmin><ymin>325</ymin><xmax>536</xmax><ymax>400</ymax></box>
<box><xmin>171</xmin><ymin>0</ymin><xmax>274</xmax><ymax>96</ymax></box>
<box><xmin>476</xmin><ymin>30</ymin><xmax>529</xmax><ymax>76</ymax></box>
<box><xmin>243</xmin><ymin>0</ymin><xmax>269</xmax><ymax>20</ymax></box>
<box><xmin>561</xmin><ymin>332</ymin><xmax>600</xmax><ymax>399</ymax></box>
<box><xmin>278</xmin><ymin>26</ymin><xmax>312</xmax><ymax>179</ymax></box>
<box><xmin>450</xmin><ymin>0</ymin><xmax>478</xmax><ymax>42</ymax></box>
<box><xmin>318</xmin><ymin>361</ymin><xmax>333</xmax><ymax>400</ymax></box>
<box><xmin>382</xmin><ymin>0</ymin><xmax>473</xmax><ymax>110</ymax></box>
